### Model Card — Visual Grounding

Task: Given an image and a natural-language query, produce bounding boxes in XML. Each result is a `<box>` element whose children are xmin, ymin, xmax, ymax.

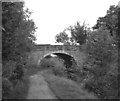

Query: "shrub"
<box><xmin>2</xmin><ymin>74</ymin><xmax>30</xmax><ymax>99</ymax></box>
<box><xmin>13</xmin><ymin>75</ymin><xmax>30</xmax><ymax>99</ymax></box>
<box><xmin>82</xmin><ymin>28</ymin><xmax>118</xmax><ymax>99</ymax></box>
<box><xmin>2</xmin><ymin>61</ymin><xmax>16</xmax><ymax>78</ymax></box>
<box><xmin>2</xmin><ymin>77</ymin><xmax>15</xmax><ymax>99</ymax></box>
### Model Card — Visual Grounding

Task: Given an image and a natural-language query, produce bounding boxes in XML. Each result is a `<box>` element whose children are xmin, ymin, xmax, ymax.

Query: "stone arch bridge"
<box><xmin>28</xmin><ymin>44</ymin><xmax>86</xmax><ymax>67</ymax></box>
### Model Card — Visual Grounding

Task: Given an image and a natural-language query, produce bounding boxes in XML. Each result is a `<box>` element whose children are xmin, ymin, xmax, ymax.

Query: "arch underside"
<box><xmin>39</xmin><ymin>51</ymin><xmax>78</xmax><ymax>70</ymax></box>
<box><xmin>38</xmin><ymin>51</ymin><xmax>77</xmax><ymax>66</ymax></box>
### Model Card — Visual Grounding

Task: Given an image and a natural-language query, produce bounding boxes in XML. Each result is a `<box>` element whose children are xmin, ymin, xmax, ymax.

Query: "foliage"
<box><xmin>55</xmin><ymin>32</ymin><xmax>70</xmax><ymax>45</ymax></box>
<box><xmin>2</xmin><ymin>2</ymin><xmax>37</xmax><ymax>99</ymax></box>
<box><xmin>41</xmin><ymin>69</ymin><xmax>97</xmax><ymax>99</ymax></box>
<box><xmin>39</xmin><ymin>56</ymin><xmax>81</xmax><ymax>81</ymax></box>
<box><xmin>93</xmin><ymin>5</ymin><xmax>119</xmax><ymax>45</ymax></box>
<box><xmin>78</xmin><ymin>5</ymin><xmax>119</xmax><ymax>99</ymax></box>
<box><xmin>2</xmin><ymin>60</ymin><xmax>16</xmax><ymax>78</ymax></box>
<box><xmin>68</xmin><ymin>22</ymin><xmax>88</xmax><ymax>45</ymax></box>
<box><xmin>13</xmin><ymin>75</ymin><xmax>30</xmax><ymax>99</ymax></box>
<box><xmin>55</xmin><ymin>22</ymin><xmax>89</xmax><ymax>45</ymax></box>
<box><xmin>2</xmin><ymin>74</ymin><xmax>30</xmax><ymax>99</ymax></box>
<box><xmin>2</xmin><ymin>2</ymin><xmax>36</xmax><ymax>63</ymax></box>
<box><xmin>82</xmin><ymin>27</ymin><xmax>118</xmax><ymax>99</ymax></box>
<box><xmin>39</xmin><ymin>57</ymin><xmax>67</xmax><ymax>77</ymax></box>
<box><xmin>2</xmin><ymin>77</ymin><xmax>14</xmax><ymax>99</ymax></box>
<box><xmin>2</xmin><ymin>2</ymin><xmax>36</xmax><ymax>75</ymax></box>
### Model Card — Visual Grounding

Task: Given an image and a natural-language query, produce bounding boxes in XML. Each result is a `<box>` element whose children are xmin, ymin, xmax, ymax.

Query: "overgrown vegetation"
<box><xmin>81</xmin><ymin>5</ymin><xmax>119</xmax><ymax>99</ymax></box>
<box><xmin>82</xmin><ymin>28</ymin><xmax>118</xmax><ymax>99</ymax></box>
<box><xmin>55</xmin><ymin>4</ymin><xmax>119</xmax><ymax>99</ymax></box>
<box><xmin>39</xmin><ymin>57</ymin><xmax>67</xmax><ymax>77</ymax></box>
<box><xmin>2</xmin><ymin>1</ymin><xmax>37</xmax><ymax>99</ymax></box>
<box><xmin>2</xmin><ymin>1</ymin><xmax>119</xmax><ymax>99</ymax></box>
<box><xmin>40</xmin><ymin>69</ymin><xmax>97</xmax><ymax>99</ymax></box>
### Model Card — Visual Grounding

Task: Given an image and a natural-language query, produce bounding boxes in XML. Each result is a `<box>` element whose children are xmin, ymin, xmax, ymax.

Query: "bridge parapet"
<box><xmin>33</xmin><ymin>45</ymin><xmax>80</xmax><ymax>51</ymax></box>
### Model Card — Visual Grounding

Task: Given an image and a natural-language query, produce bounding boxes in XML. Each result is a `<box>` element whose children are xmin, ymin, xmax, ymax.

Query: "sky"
<box><xmin>24</xmin><ymin>0</ymin><xmax>119</xmax><ymax>45</ymax></box>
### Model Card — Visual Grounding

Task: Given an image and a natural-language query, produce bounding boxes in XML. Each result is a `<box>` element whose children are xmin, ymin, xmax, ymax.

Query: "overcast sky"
<box><xmin>24</xmin><ymin>0</ymin><xmax>119</xmax><ymax>45</ymax></box>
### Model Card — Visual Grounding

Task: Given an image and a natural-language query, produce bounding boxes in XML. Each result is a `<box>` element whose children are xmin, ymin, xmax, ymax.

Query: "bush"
<box><xmin>13</xmin><ymin>75</ymin><xmax>30</xmax><ymax>99</ymax></box>
<box><xmin>2</xmin><ymin>61</ymin><xmax>16</xmax><ymax>78</ymax></box>
<box><xmin>2</xmin><ymin>74</ymin><xmax>30</xmax><ymax>99</ymax></box>
<box><xmin>2</xmin><ymin>78</ymin><xmax>14</xmax><ymax>99</ymax></box>
<box><xmin>82</xmin><ymin>28</ymin><xmax>118</xmax><ymax>99</ymax></box>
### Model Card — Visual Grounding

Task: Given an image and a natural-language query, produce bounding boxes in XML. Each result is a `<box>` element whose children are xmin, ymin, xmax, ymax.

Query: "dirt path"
<box><xmin>26</xmin><ymin>74</ymin><xmax>57</xmax><ymax>99</ymax></box>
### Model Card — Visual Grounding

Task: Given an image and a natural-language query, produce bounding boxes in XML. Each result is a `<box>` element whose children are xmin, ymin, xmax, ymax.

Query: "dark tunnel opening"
<box><xmin>43</xmin><ymin>53</ymin><xmax>78</xmax><ymax>74</ymax></box>
<box><xmin>52</xmin><ymin>53</ymin><xmax>77</xmax><ymax>70</ymax></box>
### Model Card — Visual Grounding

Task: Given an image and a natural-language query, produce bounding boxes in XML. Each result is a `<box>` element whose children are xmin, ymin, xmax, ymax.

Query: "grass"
<box><xmin>2</xmin><ymin>56</ymin><xmax>96</xmax><ymax>99</ymax></box>
<box><xmin>41</xmin><ymin>69</ymin><xmax>97</xmax><ymax>99</ymax></box>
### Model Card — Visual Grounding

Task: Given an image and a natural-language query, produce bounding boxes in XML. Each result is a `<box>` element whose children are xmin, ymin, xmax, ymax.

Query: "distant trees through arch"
<box><xmin>43</xmin><ymin>52</ymin><xmax>78</xmax><ymax>70</ymax></box>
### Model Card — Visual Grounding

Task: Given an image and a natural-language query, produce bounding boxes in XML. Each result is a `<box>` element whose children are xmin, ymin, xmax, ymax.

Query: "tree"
<box><xmin>55</xmin><ymin>31</ymin><xmax>70</xmax><ymax>45</ymax></box>
<box><xmin>55</xmin><ymin>22</ymin><xmax>89</xmax><ymax>45</ymax></box>
<box><xmin>82</xmin><ymin>4</ymin><xmax>119</xmax><ymax>99</ymax></box>
<box><xmin>2</xmin><ymin>1</ymin><xmax>37</xmax><ymax>88</ymax></box>
<box><xmin>93</xmin><ymin>5</ymin><xmax>119</xmax><ymax>45</ymax></box>
<box><xmin>2</xmin><ymin>2</ymin><xmax>36</xmax><ymax>63</ymax></box>
<box><xmin>83</xmin><ymin>27</ymin><xmax>118</xmax><ymax>99</ymax></box>
<box><xmin>68</xmin><ymin>22</ymin><xmax>88</xmax><ymax>45</ymax></box>
<box><xmin>2</xmin><ymin>2</ymin><xmax>37</xmax><ymax>99</ymax></box>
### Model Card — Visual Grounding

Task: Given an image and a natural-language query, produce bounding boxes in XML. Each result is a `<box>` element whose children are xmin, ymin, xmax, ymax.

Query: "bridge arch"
<box><xmin>43</xmin><ymin>50</ymin><xmax>71</xmax><ymax>58</ymax></box>
<box><xmin>28</xmin><ymin>45</ymin><xmax>86</xmax><ymax>70</ymax></box>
